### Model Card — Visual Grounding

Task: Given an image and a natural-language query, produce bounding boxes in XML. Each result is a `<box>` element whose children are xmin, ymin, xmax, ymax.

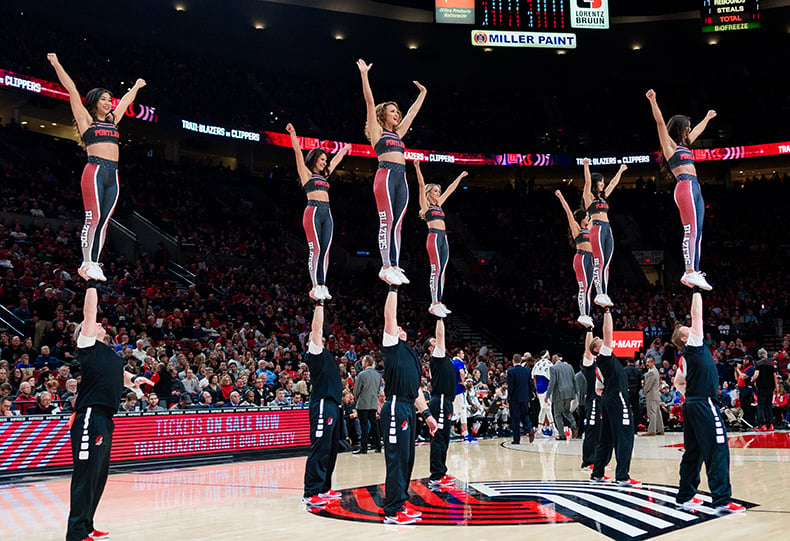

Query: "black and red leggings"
<box><xmin>80</xmin><ymin>156</ymin><xmax>119</xmax><ymax>263</ymax></box>
<box><xmin>373</xmin><ymin>161</ymin><xmax>408</xmax><ymax>267</ymax></box>
<box><xmin>426</xmin><ymin>229</ymin><xmax>449</xmax><ymax>304</ymax></box>
<box><xmin>302</xmin><ymin>200</ymin><xmax>333</xmax><ymax>287</ymax></box>
<box><xmin>573</xmin><ymin>250</ymin><xmax>594</xmax><ymax>317</ymax></box>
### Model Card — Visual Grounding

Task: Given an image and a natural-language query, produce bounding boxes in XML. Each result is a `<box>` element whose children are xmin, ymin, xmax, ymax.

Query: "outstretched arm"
<box><xmin>415</xmin><ymin>161</ymin><xmax>429</xmax><ymax>215</ymax></box>
<box><xmin>581</xmin><ymin>158</ymin><xmax>593</xmax><ymax>207</ymax></box>
<box><xmin>603</xmin><ymin>164</ymin><xmax>627</xmax><ymax>198</ymax></box>
<box><xmin>81</xmin><ymin>286</ymin><xmax>98</xmax><ymax>339</ymax></box>
<box><xmin>356</xmin><ymin>59</ymin><xmax>381</xmax><ymax>143</ymax></box>
<box><xmin>645</xmin><ymin>89</ymin><xmax>676</xmax><ymax>160</ymax></box>
<box><xmin>112</xmin><ymin>78</ymin><xmax>146</xmax><ymax>125</ymax></box>
<box><xmin>582</xmin><ymin>330</ymin><xmax>594</xmax><ymax>366</ymax></box>
<box><xmin>602</xmin><ymin>310</ymin><xmax>613</xmax><ymax>349</ymax></box>
<box><xmin>384</xmin><ymin>290</ymin><xmax>398</xmax><ymax>336</ymax></box>
<box><xmin>327</xmin><ymin>144</ymin><xmax>352</xmax><ymax>176</ymax></box>
<box><xmin>435</xmin><ymin>319</ymin><xmax>446</xmax><ymax>354</ymax></box>
<box><xmin>47</xmin><ymin>53</ymin><xmax>92</xmax><ymax>135</ymax></box>
<box><xmin>555</xmin><ymin>190</ymin><xmax>581</xmax><ymax>236</ymax></box>
<box><xmin>689</xmin><ymin>110</ymin><xmax>717</xmax><ymax>145</ymax></box>
<box><xmin>396</xmin><ymin>81</ymin><xmax>427</xmax><ymax>137</ymax></box>
<box><xmin>311</xmin><ymin>304</ymin><xmax>325</xmax><ymax>348</ymax></box>
<box><xmin>285</xmin><ymin>123</ymin><xmax>311</xmax><ymax>185</ymax></box>
<box><xmin>438</xmin><ymin>171</ymin><xmax>467</xmax><ymax>206</ymax></box>
<box><xmin>690</xmin><ymin>291</ymin><xmax>703</xmax><ymax>338</ymax></box>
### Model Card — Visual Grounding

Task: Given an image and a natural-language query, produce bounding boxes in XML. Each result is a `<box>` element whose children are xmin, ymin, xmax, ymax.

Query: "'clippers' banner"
<box><xmin>611</xmin><ymin>331</ymin><xmax>644</xmax><ymax>357</ymax></box>
<box><xmin>0</xmin><ymin>68</ymin><xmax>158</xmax><ymax>123</ymax></box>
<box><xmin>0</xmin><ymin>408</ymin><xmax>309</xmax><ymax>476</ymax></box>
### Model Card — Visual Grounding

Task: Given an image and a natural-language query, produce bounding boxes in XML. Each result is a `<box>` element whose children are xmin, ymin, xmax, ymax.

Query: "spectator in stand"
<box><xmin>142</xmin><ymin>392</ymin><xmax>167</xmax><ymax>412</ymax></box>
<box><xmin>268</xmin><ymin>388</ymin><xmax>291</xmax><ymax>407</ymax></box>
<box><xmin>225</xmin><ymin>391</ymin><xmax>243</xmax><ymax>407</ymax></box>
<box><xmin>31</xmin><ymin>287</ymin><xmax>57</xmax><ymax>350</ymax></box>
<box><xmin>35</xmin><ymin>345</ymin><xmax>61</xmax><ymax>370</ymax></box>
<box><xmin>3</xmin><ymin>336</ymin><xmax>24</xmax><ymax>365</ymax></box>
<box><xmin>14</xmin><ymin>381</ymin><xmax>36</xmax><ymax>414</ymax></box>
<box><xmin>119</xmin><ymin>392</ymin><xmax>138</xmax><ymax>412</ymax></box>
<box><xmin>29</xmin><ymin>391</ymin><xmax>58</xmax><ymax>415</ymax></box>
<box><xmin>1</xmin><ymin>396</ymin><xmax>16</xmax><ymax>416</ymax></box>
<box><xmin>173</xmin><ymin>394</ymin><xmax>195</xmax><ymax>410</ymax></box>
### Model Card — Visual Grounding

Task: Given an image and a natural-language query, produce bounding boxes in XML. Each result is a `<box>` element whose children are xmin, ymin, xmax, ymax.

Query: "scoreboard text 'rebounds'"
<box><xmin>701</xmin><ymin>0</ymin><xmax>760</xmax><ymax>32</ymax></box>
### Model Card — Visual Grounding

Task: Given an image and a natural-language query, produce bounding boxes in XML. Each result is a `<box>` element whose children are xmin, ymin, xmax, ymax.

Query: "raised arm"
<box><xmin>415</xmin><ymin>160</ymin><xmax>429</xmax><ymax>215</ymax></box>
<box><xmin>327</xmin><ymin>144</ymin><xmax>352</xmax><ymax>177</ymax></box>
<box><xmin>81</xmin><ymin>285</ymin><xmax>99</xmax><ymax>338</ymax></box>
<box><xmin>435</xmin><ymin>318</ymin><xmax>446</xmax><ymax>354</ymax></box>
<box><xmin>674</xmin><ymin>361</ymin><xmax>687</xmax><ymax>395</ymax></box>
<box><xmin>112</xmin><ymin>78</ymin><xmax>146</xmax><ymax>125</ymax></box>
<box><xmin>395</xmin><ymin>81</ymin><xmax>427</xmax><ymax>138</ymax></box>
<box><xmin>384</xmin><ymin>290</ymin><xmax>398</xmax><ymax>336</ymax></box>
<box><xmin>311</xmin><ymin>304</ymin><xmax>325</xmax><ymax>348</ymax></box>
<box><xmin>602</xmin><ymin>310</ymin><xmax>613</xmax><ymax>349</ymax></box>
<box><xmin>356</xmin><ymin>59</ymin><xmax>381</xmax><ymax>143</ymax></box>
<box><xmin>438</xmin><ymin>171</ymin><xmax>467</xmax><ymax>206</ymax></box>
<box><xmin>645</xmin><ymin>89</ymin><xmax>676</xmax><ymax>160</ymax></box>
<box><xmin>688</xmin><ymin>110</ymin><xmax>717</xmax><ymax>145</ymax></box>
<box><xmin>582</xmin><ymin>330</ymin><xmax>594</xmax><ymax>366</ymax></box>
<box><xmin>690</xmin><ymin>291</ymin><xmax>703</xmax><ymax>338</ymax></box>
<box><xmin>603</xmin><ymin>164</ymin><xmax>627</xmax><ymax>198</ymax></box>
<box><xmin>47</xmin><ymin>53</ymin><xmax>92</xmax><ymax>135</ymax></box>
<box><xmin>581</xmin><ymin>158</ymin><xmax>593</xmax><ymax>207</ymax></box>
<box><xmin>555</xmin><ymin>190</ymin><xmax>580</xmax><ymax>236</ymax></box>
<box><xmin>285</xmin><ymin>123</ymin><xmax>311</xmax><ymax>185</ymax></box>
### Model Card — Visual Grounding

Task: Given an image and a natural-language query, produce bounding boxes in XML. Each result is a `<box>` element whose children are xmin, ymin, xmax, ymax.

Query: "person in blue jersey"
<box><xmin>357</xmin><ymin>58</ymin><xmax>427</xmax><ymax>287</ymax></box>
<box><xmin>672</xmin><ymin>290</ymin><xmax>746</xmax><ymax>514</ymax></box>
<box><xmin>556</xmin><ymin>190</ymin><xmax>594</xmax><ymax>328</ymax></box>
<box><xmin>380</xmin><ymin>283</ymin><xmax>437</xmax><ymax>524</ymax></box>
<box><xmin>48</xmin><ymin>53</ymin><xmax>146</xmax><ymax>282</ymax></box>
<box><xmin>415</xmin><ymin>160</ymin><xmax>467</xmax><ymax>318</ymax></box>
<box><xmin>582</xmin><ymin>159</ymin><xmax>627</xmax><ymax>308</ymax></box>
<box><xmin>285</xmin><ymin>123</ymin><xmax>351</xmax><ymax>301</ymax></box>
<box><xmin>646</xmin><ymin>89</ymin><xmax>716</xmax><ymax>290</ymax></box>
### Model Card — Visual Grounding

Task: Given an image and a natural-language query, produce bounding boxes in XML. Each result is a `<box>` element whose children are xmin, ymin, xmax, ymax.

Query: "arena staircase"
<box><xmin>0</xmin><ymin>304</ymin><xmax>26</xmax><ymax>336</ymax></box>
<box><xmin>448</xmin><ymin>312</ymin><xmax>505</xmax><ymax>364</ymax></box>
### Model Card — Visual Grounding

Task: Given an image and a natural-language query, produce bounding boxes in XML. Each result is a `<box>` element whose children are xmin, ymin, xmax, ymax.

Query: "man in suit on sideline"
<box><xmin>643</xmin><ymin>357</ymin><xmax>664</xmax><ymax>435</ymax></box>
<box><xmin>507</xmin><ymin>354</ymin><xmax>535</xmax><ymax>444</ymax></box>
<box><xmin>547</xmin><ymin>354</ymin><xmax>578</xmax><ymax>440</ymax></box>
<box><xmin>353</xmin><ymin>355</ymin><xmax>382</xmax><ymax>454</ymax></box>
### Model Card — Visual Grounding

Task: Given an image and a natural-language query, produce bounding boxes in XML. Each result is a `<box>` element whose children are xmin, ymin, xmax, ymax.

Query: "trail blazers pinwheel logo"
<box><xmin>311</xmin><ymin>479</ymin><xmax>754</xmax><ymax>540</ymax></box>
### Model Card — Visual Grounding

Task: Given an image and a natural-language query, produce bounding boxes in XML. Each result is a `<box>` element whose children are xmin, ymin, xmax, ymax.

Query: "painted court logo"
<box><xmin>311</xmin><ymin>479</ymin><xmax>753</xmax><ymax>539</ymax></box>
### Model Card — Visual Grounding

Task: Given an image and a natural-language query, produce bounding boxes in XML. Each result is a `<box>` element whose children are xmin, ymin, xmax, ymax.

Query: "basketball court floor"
<box><xmin>3</xmin><ymin>430</ymin><xmax>789</xmax><ymax>541</ymax></box>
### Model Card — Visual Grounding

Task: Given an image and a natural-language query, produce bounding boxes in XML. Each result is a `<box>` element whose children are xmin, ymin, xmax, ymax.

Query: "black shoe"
<box><xmin>510</xmin><ymin>440</ymin><xmax>520</xmax><ymax>445</ymax></box>
<box><xmin>529</xmin><ymin>429</ymin><xmax>535</xmax><ymax>443</ymax></box>
<box><xmin>374</xmin><ymin>448</ymin><xmax>382</xmax><ymax>453</ymax></box>
<box><xmin>352</xmin><ymin>448</ymin><xmax>366</xmax><ymax>455</ymax></box>
<box><xmin>555</xmin><ymin>436</ymin><xmax>567</xmax><ymax>441</ymax></box>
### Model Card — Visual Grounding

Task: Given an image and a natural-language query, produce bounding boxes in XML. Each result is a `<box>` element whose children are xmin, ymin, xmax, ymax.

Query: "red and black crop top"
<box><xmin>574</xmin><ymin>228</ymin><xmax>590</xmax><ymax>247</ymax></box>
<box><xmin>424</xmin><ymin>205</ymin><xmax>445</xmax><ymax>222</ymax></box>
<box><xmin>304</xmin><ymin>174</ymin><xmax>330</xmax><ymax>194</ymax></box>
<box><xmin>587</xmin><ymin>197</ymin><xmax>609</xmax><ymax>216</ymax></box>
<box><xmin>373</xmin><ymin>129</ymin><xmax>405</xmax><ymax>157</ymax></box>
<box><xmin>82</xmin><ymin>120</ymin><xmax>119</xmax><ymax>146</ymax></box>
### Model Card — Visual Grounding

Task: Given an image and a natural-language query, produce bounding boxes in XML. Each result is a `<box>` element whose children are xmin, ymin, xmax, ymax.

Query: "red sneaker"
<box><xmin>617</xmin><ymin>478</ymin><xmax>643</xmax><ymax>488</ymax></box>
<box><xmin>758</xmin><ymin>425</ymin><xmax>767</xmax><ymax>432</ymax></box>
<box><xmin>678</xmin><ymin>496</ymin><xmax>704</xmax><ymax>510</ymax></box>
<box><xmin>441</xmin><ymin>474</ymin><xmax>456</xmax><ymax>482</ymax></box>
<box><xmin>318</xmin><ymin>489</ymin><xmax>342</xmax><ymax>499</ymax></box>
<box><xmin>301</xmin><ymin>495</ymin><xmax>328</xmax><ymax>507</ymax></box>
<box><xmin>402</xmin><ymin>503</ymin><xmax>422</xmax><ymax>519</ymax></box>
<box><xmin>384</xmin><ymin>511</ymin><xmax>418</xmax><ymax>525</ymax></box>
<box><xmin>716</xmin><ymin>502</ymin><xmax>746</xmax><ymax>514</ymax></box>
<box><xmin>81</xmin><ymin>537</ymin><xmax>95</xmax><ymax>541</ymax></box>
<box><xmin>769</xmin><ymin>424</ymin><xmax>774</xmax><ymax>431</ymax></box>
<box><xmin>91</xmin><ymin>531</ymin><xmax>110</xmax><ymax>540</ymax></box>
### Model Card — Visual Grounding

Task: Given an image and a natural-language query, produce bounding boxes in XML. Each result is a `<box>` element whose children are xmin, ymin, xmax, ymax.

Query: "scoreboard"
<box><xmin>701</xmin><ymin>0</ymin><xmax>761</xmax><ymax>32</ymax></box>
<box><xmin>478</xmin><ymin>0</ymin><xmax>569</xmax><ymax>30</ymax></box>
